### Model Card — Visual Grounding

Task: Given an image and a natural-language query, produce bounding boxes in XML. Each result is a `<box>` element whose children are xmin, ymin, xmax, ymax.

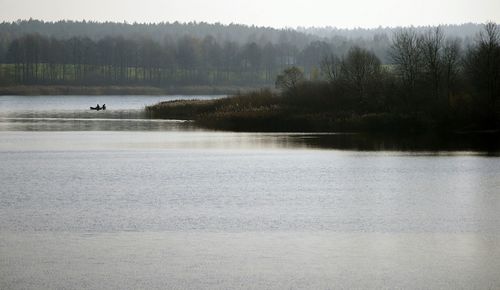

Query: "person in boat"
<box><xmin>102</xmin><ymin>104</ymin><xmax>106</xmax><ymax>110</ymax></box>
<box><xmin>96</xmin><ymin>104</ymin><xmax>101</xmax><ymax>110</ymax></box>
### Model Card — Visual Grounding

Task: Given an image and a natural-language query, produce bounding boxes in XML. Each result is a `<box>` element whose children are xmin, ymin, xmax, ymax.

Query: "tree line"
<box><xmin>0</xmin><ymin>19</ymin><xmax>486</xmax><ymax>87</ymax></box>
<box><xmin>2</xmin><ymin>34</ymin><xmax>304</xmax><ymax>85</ymax></box>
<box><xmin>0</xmin><ymin>32</ymin><xmax>391</xmax><ymax>86</ymax></box>
<box><xmin>274</xmin><ymin>23</ymin><xmax>500</xmax><ymax>131</ymax></box>
<box><xmin>147</xmin><ymin>22</ymin><xmax>499</xmax><ymax>134</ymax></box>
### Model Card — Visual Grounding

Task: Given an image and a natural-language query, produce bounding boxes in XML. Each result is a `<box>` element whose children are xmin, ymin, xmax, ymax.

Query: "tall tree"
<box><xmin>421</xmin><ymin>27</ymin><xmax>444</xmax><ymax>100</ymax></box>
<box><xmin>340</xmin><ymin>46</ymin><xmax>382</xmax><ymax>101</ymax></box>
<box><xmin>464</xmin><ymin>22</ymin><xmax>500</xmax><ymax>122</ymax></box>
<box><xmin>275</xmin><ymin>66</ymin><xmax>304</xmax><ymax>92</ymax></box>
<box><xmin>390</xmin><ymin>29</ymin><xmax>424</xmax><ymax>104</ymax></box>
<box><xmin>442</xmin><ymin>38</ymin><xmax>462</xmax><ymax>107</ymax></box>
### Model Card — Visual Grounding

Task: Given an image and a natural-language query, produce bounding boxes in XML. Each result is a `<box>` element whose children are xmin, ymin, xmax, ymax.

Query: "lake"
<box><xmin>1</xmin><ymin>95</ymin><xmax>500</xmax><ymax>289</ymax></box>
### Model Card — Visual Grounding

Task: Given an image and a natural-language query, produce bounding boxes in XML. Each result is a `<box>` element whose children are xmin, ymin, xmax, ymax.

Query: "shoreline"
<box><xmin>0</xmin><ymin>85</ymin><xmax>267</xmax><ymax>96</ymax></box>
<box><xmin>146</xmin><ymin>97</ymin><xmax>500</xmax><ymax>135</ymax></box>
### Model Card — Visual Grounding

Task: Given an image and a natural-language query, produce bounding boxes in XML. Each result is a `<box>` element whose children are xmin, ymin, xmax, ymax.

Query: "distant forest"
<box><xmin>147</xmin><ymin>22</ymin><xmax>500</xmax><ymax>133</ymax></box>
<box><xmin>0</xmin><ymin>19</ymin><xmax>486</xmax><ymax>87</ymax></box>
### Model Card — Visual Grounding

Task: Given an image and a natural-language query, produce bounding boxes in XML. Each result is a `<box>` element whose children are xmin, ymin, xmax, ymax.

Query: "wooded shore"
<box><xmin>0</xmin><ymin>85</ymin><xmax>259</xmax><ymax>95</ymax></box>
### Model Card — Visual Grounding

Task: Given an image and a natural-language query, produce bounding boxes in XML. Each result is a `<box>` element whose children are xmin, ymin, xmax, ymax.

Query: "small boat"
<box><xmin>90</xmin><ymin>105</ymin><xmax>106</xmax><ymax>111</ymax></box>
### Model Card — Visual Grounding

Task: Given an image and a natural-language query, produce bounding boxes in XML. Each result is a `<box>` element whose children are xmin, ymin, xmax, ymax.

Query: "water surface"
<box><xmin>1</xmin><ymin>95</ymin><xmax>499</xmax><ymax>289</ymax></box>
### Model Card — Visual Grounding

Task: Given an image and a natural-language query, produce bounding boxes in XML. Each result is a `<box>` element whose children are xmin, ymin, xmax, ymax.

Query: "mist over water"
<box><xmin>1</xmin><ymin>96</ymin><xmax>500</xmax><ymax>289</ymax></box>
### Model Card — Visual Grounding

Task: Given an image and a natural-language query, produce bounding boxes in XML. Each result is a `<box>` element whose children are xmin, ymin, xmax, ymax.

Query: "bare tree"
<box><xmin>390</xmin><ymin>28</ymin><xmax>423</xmax><ymax>101</ymax></box>
<box><xmin>464</xmin><ymin>22</ymin><xmax>500</xmax><ymax>111</ymax></box>
<box><xmin>340</xmin><ymin>46</ymin><xmax>381</xmax><ymax>100</ymax></box>
<box><xmin>275</xmin><ymin>66</ymin><xmax>304</xmax><ymax>92</ymax></box>
<box><xmin>421</xmin><ymin>27</ymin><xmax>444</xmax><ymax>99</ymax></box>
<box><xmin>320</xmin><ymin>53</ymin><xmax>341</xmax><ymax>82</ymax></box>
<box><xmin>479</xmin><ymin>22</ymin><xmax>500</xmax><ymax>106</ymax></box>
<box><xmin>442</xmin><ymin>38</ymin><xmax>462</xmax><ymax>106</ymax></box>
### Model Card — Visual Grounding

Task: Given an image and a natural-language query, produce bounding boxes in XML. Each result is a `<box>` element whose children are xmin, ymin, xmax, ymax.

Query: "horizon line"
<box><xmin>0</xmin><ymin>18</ymin><xmax>494</xmax><ymax>31</ymax></box>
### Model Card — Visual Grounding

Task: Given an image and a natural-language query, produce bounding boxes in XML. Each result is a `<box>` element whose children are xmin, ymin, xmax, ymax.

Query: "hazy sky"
<box><xmin>1</xmin><ymin>0</ymin><xmax>499</xmax><ymax>28</ymax></box>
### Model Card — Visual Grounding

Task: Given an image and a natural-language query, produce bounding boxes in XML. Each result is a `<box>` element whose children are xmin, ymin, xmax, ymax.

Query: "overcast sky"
<box><xmin>1</xmin><ymin>0</ymin><xmax>499</xmax><ymax>28</ymax></box>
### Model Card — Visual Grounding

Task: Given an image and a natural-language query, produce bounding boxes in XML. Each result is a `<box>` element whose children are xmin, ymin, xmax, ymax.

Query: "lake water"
<box><xmin>1</xmin><ymin>95</ymin><xmax>500</xmax><ymax>289</ymax></box>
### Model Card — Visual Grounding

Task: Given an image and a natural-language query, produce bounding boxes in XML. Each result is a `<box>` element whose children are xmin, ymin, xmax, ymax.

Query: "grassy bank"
<box><xmin>146</xmin><ymin>89</ymin><xmax>451</xmax><ymax>133</ymax></box>
<box><xmin>0</xmin><ymin>85</ymin><xmax>263</xmax><ymax>96</ymax></box>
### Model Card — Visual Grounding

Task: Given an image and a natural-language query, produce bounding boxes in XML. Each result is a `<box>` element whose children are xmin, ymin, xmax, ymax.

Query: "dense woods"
<box><xmin>148</xmin><ymin>22</ymin><xmax>500</xmax><ymax>133</ymax></box>
<box><xmin>1</xmin><ymin>19</ymin><xmax>499</xmax><ymax>131</ymax></box>
<box><xmin>2</xmin><ymin>33</ymin><xmax>286</xmax><ymax>86</ymax></box>
<box><xmin>0</xmin><ymin>19</ymin><xmax>484</xmax><ymax>88</ymax></box>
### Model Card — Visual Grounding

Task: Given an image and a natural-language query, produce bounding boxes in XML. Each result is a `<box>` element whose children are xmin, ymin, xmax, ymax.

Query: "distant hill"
<box><xmin>0</xmin><ymin>19</ymin><xmax>313</xmax><ymax>45</ymax></box>
<box><xmin>0</xmin><ymin>19</ymin><xmax>493</xmax><ymax>90</ymax></box>
<box><xmin>0</xmin><ymin>19</ymin><xmax>485</xmax><ymax>44</ymax></box>
<box><xmin>0</xmin><ymin>19</ymin><xmax>487</xmax><ymax>65</ymax></box>
<box><xmin>297</xmin><ymin>23</ymin><xmax>483</xmax><ymax>40</ymax></box>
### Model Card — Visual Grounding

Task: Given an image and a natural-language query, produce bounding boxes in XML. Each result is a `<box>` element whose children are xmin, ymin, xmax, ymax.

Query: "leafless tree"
<box><xmin>464</xmin><ymin>22</ymin><xmax>500</xmax><ymax>110</ymax></box>
<box><xmin>275</xmin><ymin>66</ymin><xmax>304</xmax><ymax>92</ymax></box>
<box><xmin>340</xmin><ymin>46</ymin><xmax>381</xmax><ymax>100</ymax></box>
<box><xmin>320</xmin><ymin>53</ymin><xmax>341</xmax><ymax>82</ymax></box>
<box><xmin>390</xmin><ymin>28</ymin><xmax>423</xmax><ymax>101</ymax></box>
<box><xmin>479</xmin><ymin>22</ymin><xmax>500</xmax><ymax>105</ymax></box>
<box><xmin>421</xmin><ymin>27</ymin><xmax>444</xmax><ymax>99</ymax></box>
<box><xmin>442</xmin><ymin>38</ymin><xmax>462</xmax><ymax>105</ymax></box>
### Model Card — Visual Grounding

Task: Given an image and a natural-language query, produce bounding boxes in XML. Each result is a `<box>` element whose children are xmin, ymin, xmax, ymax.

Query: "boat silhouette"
<box><xmin>90</xmin><ymin>104</ymin><xmax>106</xmax><ymax>111</ymax></box>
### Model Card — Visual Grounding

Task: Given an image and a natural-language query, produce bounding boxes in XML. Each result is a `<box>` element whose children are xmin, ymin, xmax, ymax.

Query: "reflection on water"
<box><xmin>0</xmin><ymin>95</ymin><xmax>220</xmax><ymax>114</ymax></box>
<box><xmin>295</xmin><ymin>132</ymin><xmax>500</xmax><ymax>153</ymax></box>
<box><xmin>1</xmin><ymin>95</ymin><xmax>499</xmax><ymax>152</ymax></box>
<box><xmin>2</xmin><ymin>131</ymin><xmax>499</xmax><ymax>155</ymax></box>
<box><xmin>0</xmin><ymin>94</ymin><xmax>216</xmax><ymax>132</ymax></box>
<box><xmin>0</xmin><ymin>117</ymin><xmax>196</xmax><ymax>131</ymax></box>
<box><xmin>1</xmin><ymin>95</ymin><xmax>500</xmax><ymax>289</ymax></box>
